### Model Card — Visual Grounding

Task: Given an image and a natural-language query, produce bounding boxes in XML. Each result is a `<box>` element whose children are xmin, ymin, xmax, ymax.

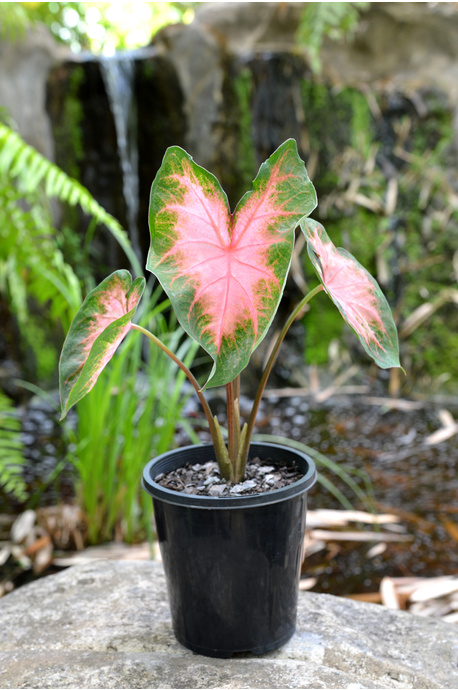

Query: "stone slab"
<box><xmin>0</xmin><ymin>560</ymin><xmax>457</xmax><ymax>688</ymax></box>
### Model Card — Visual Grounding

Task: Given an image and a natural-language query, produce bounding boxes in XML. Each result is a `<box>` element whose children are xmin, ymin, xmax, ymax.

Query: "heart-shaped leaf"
<box><xmin>300</xmin><ymin>219</ymin><xmax>401</xmax><ymax>369</ymax></box>
<box><xmin>147</xmin><ymin>139</ymin><xmax>317</xmax><ymax>387</ymax></box>
<box><xmin>59</xmin><ymin>270</ymin><xmax>145</xmax><ymax>418</ymax></box>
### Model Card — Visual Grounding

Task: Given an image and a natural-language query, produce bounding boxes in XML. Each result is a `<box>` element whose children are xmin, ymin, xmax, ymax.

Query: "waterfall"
<box><xmin>100</xmin><ymin>54</ymin><xmax>142</xmax><ymax>264</ymax></box>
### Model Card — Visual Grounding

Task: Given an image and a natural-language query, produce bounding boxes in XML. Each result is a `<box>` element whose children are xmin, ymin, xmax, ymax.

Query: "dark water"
<box><xmin>255</xmin><ymin>392</ymin><xmax>458</xmax><ymax>595</ymax></box>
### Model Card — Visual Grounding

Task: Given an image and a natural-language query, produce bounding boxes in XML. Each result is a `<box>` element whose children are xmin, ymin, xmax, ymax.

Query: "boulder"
<box><xmin>0</xmin><ymin>24</ymin><xmax>68</xmax><ymax>157</ymax></box>
<box><xmin>0</xmin><ymin>560</ymin><xmax>456</xmax><ymax>688</ymax></box>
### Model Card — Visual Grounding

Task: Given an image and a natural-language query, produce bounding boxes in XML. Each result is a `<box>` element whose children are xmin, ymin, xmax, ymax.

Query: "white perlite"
<box><xmin>0</xmin><ymin>560</ymin><xmax>457</xmax><ymax>689</ymax></box>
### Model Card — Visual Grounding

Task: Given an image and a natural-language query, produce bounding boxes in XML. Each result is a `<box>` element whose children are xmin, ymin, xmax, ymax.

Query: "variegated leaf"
<box><xmin>59</xmin><ymin>270</ymin><xmax>145</xmax><ymax>418</ymax></box>
<box><xmin>300</xmin><ymin>219</ymin><xmax>401</xmax><ymax>369</ymax></box>
<box><xmin>147</xmin><ymin>139</ymin><xmax>317</xmax><ymax>387</ymax></box>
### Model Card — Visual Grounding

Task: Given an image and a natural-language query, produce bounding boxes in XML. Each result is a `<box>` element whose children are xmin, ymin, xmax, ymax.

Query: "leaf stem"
<box><xmin>130</xmin><ymin>322</ymin><xmax>218</xmax><ymax>449</ymax></box>
<box><xmin>239</xmin><ymin>283</ymin><xmax>325</xmax><ymax>468</ymax></box>
<box><xmin>226</xmin><ymin>377</ymin><xmax>241</xmax><ymax>481</ymax></box>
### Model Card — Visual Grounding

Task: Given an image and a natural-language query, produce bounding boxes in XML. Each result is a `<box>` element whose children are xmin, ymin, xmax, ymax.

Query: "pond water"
<box><xmin>254</xmin><ymin>391</ymin><xmax>458</xmax><ymax>595</ymax></box>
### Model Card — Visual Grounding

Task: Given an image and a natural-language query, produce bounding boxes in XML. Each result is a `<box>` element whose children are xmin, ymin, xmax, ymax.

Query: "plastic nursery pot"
<box><xmin>142</xmin><ymin>442</ymin><xmax>317</xmax><ymax>658</ymax></box>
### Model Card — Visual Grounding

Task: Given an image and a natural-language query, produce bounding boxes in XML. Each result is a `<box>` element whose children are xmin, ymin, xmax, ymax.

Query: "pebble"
<box><xmin>155</xmin><ymin>457</ymin><xmax>304</xmax><ymax>497</ymax></box>
<box><xmin>239</xmin><ymin>480</ymin><xmax>257</xmax><ymax>491</ymax></box>
<box><xmin>208</xmin><ymin>485</ymin><xmax>226</xmax><ymax>496</ymax></box>
<box><xmin>203</xmin><ymin>476</ymin><xmax>220</xmax><ymax>486</ymax></box>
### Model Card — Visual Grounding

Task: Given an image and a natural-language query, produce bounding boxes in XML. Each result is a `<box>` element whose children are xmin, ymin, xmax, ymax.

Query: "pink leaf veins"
<box><xmin>301</xmin><ymin>219</ymin><xmax>401</xmax><ymax>369</ymax></box>
<box><xmin>59</xmin><ymin>271</ymin><xmax>145</xmax><ymax>417</ymax></box>
<box><xmin>148</xmin><ymin>140</ymin><xmax>317</xmax><ymax>386</ymax></box>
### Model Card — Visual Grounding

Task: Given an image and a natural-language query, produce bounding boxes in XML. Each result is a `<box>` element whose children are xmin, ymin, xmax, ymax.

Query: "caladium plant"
<box><xmin>59</xmin><ymin>139</ymin><xmax>402</xmax><ymax>483</ymax></box>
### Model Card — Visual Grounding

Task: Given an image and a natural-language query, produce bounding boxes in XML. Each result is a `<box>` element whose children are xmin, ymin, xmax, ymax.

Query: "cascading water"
<box><xmin>100</xmin><ymin>54</ymin><xmax>142</xmax><ymax>264</ymax></box>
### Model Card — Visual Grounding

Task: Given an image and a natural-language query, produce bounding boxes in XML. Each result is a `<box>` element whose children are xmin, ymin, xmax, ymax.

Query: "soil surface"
<box><xmin>154</xmin><ymin>457</ymin><xmax>304</xmax><ymax>497</ymax></box>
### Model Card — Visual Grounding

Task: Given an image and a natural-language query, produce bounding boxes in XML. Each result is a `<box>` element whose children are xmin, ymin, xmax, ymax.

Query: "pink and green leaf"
<box><xmin>147</xmin><ymin>139</ymin><xmax>317</xmax><ymax>387</ymax></box>
<box><xmin>59</xmin><ymin>270</ymin><xmax>145</xmax><ymax>419</ymax></box>
<box><xmin>300</xmin><ymin>219</ymin><xmax>401</xmax><ymax>369</ymax></box>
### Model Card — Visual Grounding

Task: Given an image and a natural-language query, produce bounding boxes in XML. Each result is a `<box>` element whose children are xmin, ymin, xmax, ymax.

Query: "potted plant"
<box><xmin>59</xmin><ymin>139</ymin><xmax>401</xmax><ymax>657</ymax></box>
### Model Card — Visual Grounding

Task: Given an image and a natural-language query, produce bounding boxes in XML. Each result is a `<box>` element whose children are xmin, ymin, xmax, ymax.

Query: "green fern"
<box><xmin>0</xmin><ymin>123</ymin><xmax>142</xmax><ymax>277</ymax></box>
<box><xmin>296</xmin><ymin>2</ymin><xmax>368</xmax><ymax>73</ymax></box>
<box><xmin>0</xmin><ymin>391</ymin><xmax>27</xmax><ymax>502</ymax></box>
<box><xmin>0</xmin><ymin>122</ymin><xmax>141</xmax><ymax>380</ymax></box>
<box><xmin>1</xmin><ymin>187</ymin><xmax>76</xmax><ymax>313</ymax></box>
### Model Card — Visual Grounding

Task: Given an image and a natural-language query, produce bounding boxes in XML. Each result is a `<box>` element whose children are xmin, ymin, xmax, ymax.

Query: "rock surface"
<box><xmin>0</xmin><ymin>24</ymin><xmax>68</xmax><ymax>157</ymax></box>
<box><xmin>0</xmin><ymin>560</ymin><xmax>457</xmax><ymax>689</ymax></box>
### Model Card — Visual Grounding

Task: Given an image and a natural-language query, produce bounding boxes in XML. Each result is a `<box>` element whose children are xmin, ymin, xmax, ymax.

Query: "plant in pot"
<box><xmin>59</xmin><ymin>139</ymin><xmax>401</xmax><ymax>658</ymax></box>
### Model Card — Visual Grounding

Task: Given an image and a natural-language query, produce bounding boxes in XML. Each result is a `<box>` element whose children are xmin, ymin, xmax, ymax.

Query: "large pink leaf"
<box><xmin>300</xmin><ymin>219</ymin><xmax>401</xmax><ymax>369</ymax></box>
<box><xmin>147</xmin><ymin>139</ymin><xmax>317</xmax><ymax>387</ymax></box>
<box><xmin>59</xmin><ymin>270</ymin><xmax>145</xmax><ymax>418</ymax></box>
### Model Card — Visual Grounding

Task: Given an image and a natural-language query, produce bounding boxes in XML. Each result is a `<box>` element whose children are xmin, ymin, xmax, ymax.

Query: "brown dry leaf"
<box><xmin>23</xmin><ymin>534</ymin><xmax>51</xmax><ymax>558</ymax></box>
<box><xmin>381</xmin><ymin>577</ymin><xmax>401</xmax><ymax>609</ymax></box>
<box><xmin>366</xmin><ymin>543</ymin><xmax>387</xmax><ymax>559</ymax></box>
<box><xmin>299</xmin><ymin>577</ymin><xmax>318</xmax><ymax>591</ymax></box>
<box><xmin>0</xmin><ymin>545</ymin><xmax>11</xmax><ymax>567</ymax></box>
<box><xmin>363</xmin><ymin>397</ymin><xmax>424</xmax><ymax>411</ymax></box>
<box><xmin>309</xmin><ymin>365</ymin><xmax>320</xmax><ymax>393</ymax></box>
<box><xmin>303</xmin><ymin>533</ymin><xmax>327</xmax><ymax>558</ymax></box>
<box><xmin>442</xmin><ymin>519</ymin><xmax>458</xmax><ymax>542</ymax></box>
<box><xmin>306</xmin><ymin>509</ymin><xmax>400</xmax><ymax>528</ymax></box>
<box><xmin>344</xmin><ymin>592</ymin><xmax>382</xmax><ymax>603</ymax></box>
<box><xmin>401</xmin><ymin>288</ymin><xmax>458</xmax><ymax>338</ymax></box>
<box><xmin>309</xmin><ymin>529</ymin><xmax>412</xmax><ymax>543</ymax></box>
<box><xmin>33</xmin><ymin>541</ymin><xmax>54</xmax><ymax>575</ymax></box>
<box><xmin>426</xmin><ymin>424</ymin><xmax>458</xmax><ymax>446</ymax></box>
<box><xmin>439</xmin><ymin>409</ymin><xmax>456</xmax><ymax>427</ymax></box>
<box><xmin>347</xmin><ymin>191</ymin><xmax>383</xmax><ymax>213</ymax></box>
<box><xmin>10</xmin><ymin>510</ymin><xmax>36</xmax><ymax>544</ymax></box>
<box><xmin>409</xmin><ymin>577</ymin><xmax>458</xmax><ymax>603</ymax></box>
<box><xmin>263</xmin><ymin>386</ymin><xmax>309</xmax><ymax>398</ymax></box>
<box><xmin>385</xmin><ymin>177</ymin><xmax>398</xmax><ymax>215</ymax></box>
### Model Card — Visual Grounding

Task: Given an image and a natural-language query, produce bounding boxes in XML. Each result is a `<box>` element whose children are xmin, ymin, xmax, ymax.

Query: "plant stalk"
<box><xmin>226</xmin><ymin>377</ymin><xmax>241</xmax><ymax>481</ymax></box>
<box><xmin>239</xmin><ymin>284</ymin><xmax>325</xmax><ymax>470</ymax></box>
<box><xmin>130</xmin><ymin>322</ymin><xmax>220</xmax><ymax>453</ymax></box>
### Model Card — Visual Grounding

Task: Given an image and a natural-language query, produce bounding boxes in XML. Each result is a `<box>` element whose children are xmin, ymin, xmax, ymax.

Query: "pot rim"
<box><xmin>142</xmin><ymin>441</ymin><xmax>317</xmax><ymax>509</ymax></box>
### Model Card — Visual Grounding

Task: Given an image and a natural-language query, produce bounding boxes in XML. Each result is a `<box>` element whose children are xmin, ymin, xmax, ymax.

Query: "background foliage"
<box><xmin>0</xmin><ymin>121</ymin><xmax>141</xmax><ymax>382</ymax></box>
<box><xmin>1</xmin><ymin>2</ymin><xmax>457</xmax><ymax>548</ymax></box>
<box><xmin>3</xmin><ymin>2</ymin><xmax>195</xmax><ymax>53</ymax></box>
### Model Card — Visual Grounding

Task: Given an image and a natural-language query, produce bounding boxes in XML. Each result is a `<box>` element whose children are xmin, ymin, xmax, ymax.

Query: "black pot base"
<box><xmin>179</xmin><ymin>627</ymin><xmax>295</xmax><ymax>658</ymax></box>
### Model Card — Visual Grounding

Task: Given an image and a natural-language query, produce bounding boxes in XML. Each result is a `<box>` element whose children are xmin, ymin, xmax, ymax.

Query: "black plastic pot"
<box><xmin>142</xmin><ymin>442</ymin><xmax>317</xmax><ymax>658</ymax></box>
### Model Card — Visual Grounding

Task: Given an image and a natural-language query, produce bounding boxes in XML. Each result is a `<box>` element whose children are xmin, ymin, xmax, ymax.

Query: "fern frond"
<box><xmin>0</xmin><ymin>123</ymin><xmax>142</xmax><ymax>277</ymax></box>
<box><xmin>296</xmin><ymin>2</ymin><xmax>368</xmax><ymax>73</ymax></box>
<box><xmin>0</xmin><ymin>391</ymin><xmax>27</xmax><ymax>502</ymax></box>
